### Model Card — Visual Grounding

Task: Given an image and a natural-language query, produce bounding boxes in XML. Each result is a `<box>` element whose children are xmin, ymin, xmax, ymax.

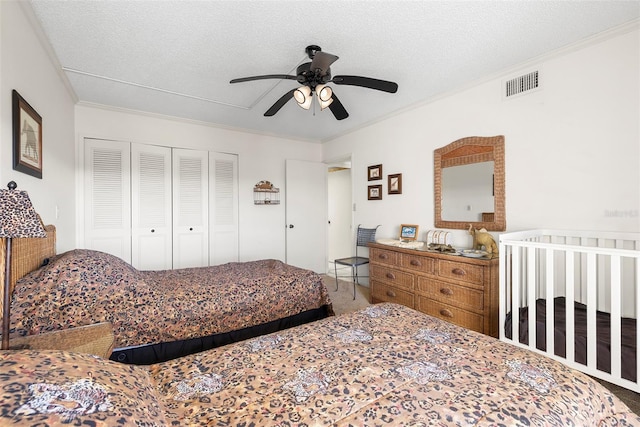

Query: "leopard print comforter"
<box><xmin>1</xmin><ymin>303</ymin><xmax>638</xmax><ymax>426</ymax></box>
<box><xmin>10</xmin><ymin>249</ymin><xmax>332</xmax><ymax>349</ymax></box>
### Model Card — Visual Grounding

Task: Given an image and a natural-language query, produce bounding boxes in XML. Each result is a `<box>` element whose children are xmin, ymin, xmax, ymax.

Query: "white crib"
<box><xmin>499</xmin><ymin>229</ymin><xmax>640</xmax><ymax>392</ymax></box>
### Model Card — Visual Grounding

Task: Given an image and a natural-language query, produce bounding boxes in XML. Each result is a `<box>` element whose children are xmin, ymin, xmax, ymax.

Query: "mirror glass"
<box><xmin>434</xmin><ymin>136</ymin><xmax>505</xmax><ymax>231</ymax></box>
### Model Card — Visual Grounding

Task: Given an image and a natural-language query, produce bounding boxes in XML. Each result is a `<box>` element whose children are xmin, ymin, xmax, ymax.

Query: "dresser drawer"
<box><xmin>371</xmin><ymin>281</ymin><xmax>414</xmax><ymax>308</ymax></box>
<box><xmin>416</xmin><ymin>278</ymin><xmax>484</xmax><ymax>312</ymax></box>
<box><xmin>417</xmin><ymin>297</ymin><xmax>484</xmax><ymax>333</ymax></box>
<box><xmin>400</xmin><ymin>253</ymin><xmax>435</xmax><ymax>274</ymax></box>
<box><xmin>437</xmin><ymin>259</ymin><xmax>484</xmax><ymax>286</ymax></box>
<box><xmin>370</xmin><ymin>248</ymin><xmax>400</xmax><ymax>266</ymax></box>
<box><xmin>371</xmin><ymin>265</ymin><xmax>414</xmax><ymax>290</ymax></box>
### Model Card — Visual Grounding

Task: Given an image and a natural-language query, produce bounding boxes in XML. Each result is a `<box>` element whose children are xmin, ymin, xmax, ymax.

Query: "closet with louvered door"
<box><xmin>83</xmin><ymin>139</ymin><xmax>238</xmax><ymax>269</ymax></box>
<box><xmin>131</xmin><ymin>143</ymin><xmax>172</xmax><ymax>270</ymax></box>
<box><xmin>84</xmin><ymin>138</ymin><xmax>132</xmax><ymax>263</ymax></box>
<box><xmin>172</xmin><ymin>148</ymin><xmax>209</xmax><ymax>269</ymax></box>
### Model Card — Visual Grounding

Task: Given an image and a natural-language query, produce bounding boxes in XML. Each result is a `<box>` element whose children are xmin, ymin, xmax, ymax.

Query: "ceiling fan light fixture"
<box><xmin>316</xmin><ymin>84</ymin><xmax>332</xmax><ymax>102</ymax></box>
<box><xmin>316</xmin><ymin>84</ymin><xmax>334</xmax><ymax>110</ymax></box>
<box><xmin>294</xmin><ymin>86</ymin><xmax>312</xmax><ymax>110</ymax></box>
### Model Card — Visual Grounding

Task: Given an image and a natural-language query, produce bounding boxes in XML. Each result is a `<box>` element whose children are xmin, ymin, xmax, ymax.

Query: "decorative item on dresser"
<box><xmin>369</xmin><ymin>242</ymin><xmax>499</xmax><ymax>337</ymax></box>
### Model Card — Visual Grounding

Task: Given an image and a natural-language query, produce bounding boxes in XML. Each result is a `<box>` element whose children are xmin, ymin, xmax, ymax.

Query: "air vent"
<box><xmin>504</xmin><ymin>70</ymin><xmax>539</xmax><ymax>98</ymax></box>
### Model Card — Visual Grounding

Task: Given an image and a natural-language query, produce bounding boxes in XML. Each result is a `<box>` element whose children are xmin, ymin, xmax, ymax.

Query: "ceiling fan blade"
<box><xmin>331</xmin><ymin>75</ymin><xmax>398</xmax><ymax>93</ymax></box>
<box><xmin>230</xmin><ymin>74</ymin><xmax>297</xmax><ymax>84</ymax></box>
<box><xmin>264</xmin><ymin>88</ymin><xmax>296</xmax><ymax>116</ymax></box>
<box><xmin>328</xmin><ymin>93</ymin><xmax>349</xmax><ymax>120</ymax></box>
<box><xmin>310</xmin><ymin>51</ymin><xmax>339</xmax><ymax>76</ymax></box>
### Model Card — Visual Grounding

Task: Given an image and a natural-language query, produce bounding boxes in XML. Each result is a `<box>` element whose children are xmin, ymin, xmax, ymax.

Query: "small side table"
<box><xmin>9</xmin><ymin>322</ymin><xmax>115</xmax><ymax>359</ymax></box>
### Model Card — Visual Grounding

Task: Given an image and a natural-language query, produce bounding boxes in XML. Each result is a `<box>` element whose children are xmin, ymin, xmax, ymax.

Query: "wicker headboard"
<box><xmin>0</xmin><ymin>224</ymin><xmax>56</xmax><ymax>311</ymax></box>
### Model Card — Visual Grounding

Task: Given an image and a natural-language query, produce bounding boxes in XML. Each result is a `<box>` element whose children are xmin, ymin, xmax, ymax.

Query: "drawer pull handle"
<box><xmin>386</xmin><ymin>290</ymin><xmax>397</xmax><ymax>297</ymax></box>
<box><xmin>440</xmin><ymin>288</ymin><xmax>453</xmax><ymax>296</ymax></box>
<box><xmin>440</xmin><ymin>309</ymin><xmax>453</xmax><ymax>318</ymax></box>
<box><xmin>379</xmin><ymin>253</ymin><xmax>389</xmax><ymax>259</ymax></box>
<box><xmin>386</xmin><ymin>272</ymin><xmax>396</xmax><ymax>280</ymax></box>
<box><xmin>452</xmin><ymin>268</ymin><xmax>466</xmax><ymax>276</ymax></box>
<box><xmin>410</xmin><ymin>260</ymin><xmax>421</xmax><ymax>266</ymax></box>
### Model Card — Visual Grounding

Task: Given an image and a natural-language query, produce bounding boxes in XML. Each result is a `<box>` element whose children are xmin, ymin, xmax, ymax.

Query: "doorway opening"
<box><xmin>327</xmin><ymin>157</ymin><xmax>352</xmax><ymax>276</ymax></box>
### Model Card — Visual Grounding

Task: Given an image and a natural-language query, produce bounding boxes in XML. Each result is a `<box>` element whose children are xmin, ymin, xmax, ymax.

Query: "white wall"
<box><xmin>323</xmin><ymin>25</ymin><xmax>640</xmax><ymax>247</ymax></box>
<box><xmin>74</xmin><ymin>105</ymin><xmax>322</xmax><ymax>262</ymax></box>
<box><xmin>0</xmin><ymin>2</ymin><xmax>76</xmax><ymax>251</ymax></box>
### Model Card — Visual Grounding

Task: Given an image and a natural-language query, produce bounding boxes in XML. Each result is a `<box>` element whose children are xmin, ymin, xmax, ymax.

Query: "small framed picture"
<box><xmin>12</xmin><ymin>90</ymin><xmax>43</xmax><ymax>179</ymax></box>
<box><xmin>368</xmin><ymin>184</ymin><xmax>382</xmax><ymax>200</ymax></box>
<box><xmin>368</xmin><ymin>164</ymin><xmax>382</xmax><ymax>181</ymax></box>
<box><xmin>388</xmin><ymin>173</ymin><xmax>402</xmax><ymax>194</ymax></box>
<box><xmin>400</xmin><ymin>224</ymin><xmax>419</xmax><ymax>241</ymax></box>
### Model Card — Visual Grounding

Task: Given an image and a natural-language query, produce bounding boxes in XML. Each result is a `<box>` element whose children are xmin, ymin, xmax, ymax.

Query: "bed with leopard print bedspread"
<box><xmin>1</xmin><ymin>303</ymin><xmax>638</xmax><ymax>426</ymax></box>
<box><xmin>10</xmin><ymin>249</ymin><xmax>333</xmax><ymax>363</ymax></box>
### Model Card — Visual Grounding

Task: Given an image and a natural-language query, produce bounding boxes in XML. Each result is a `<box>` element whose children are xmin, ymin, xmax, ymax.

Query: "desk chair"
<box><xmin>333</xmin><ymin>225</ymin><xmax>379</xmax><ymax>300</ymax></box>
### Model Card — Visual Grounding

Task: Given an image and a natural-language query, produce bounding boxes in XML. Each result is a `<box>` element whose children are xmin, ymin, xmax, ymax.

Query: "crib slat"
<box><xmin>610</xmin><ymin>255</ymin><xmax>622</xmax><ymax>379</ymax></box>
<box><xmin>545</xmin><ymin>248</ymin><xmax>555</xmax><ymax>356</ymax></box>
<box><xmin>512</xmin><ymin>247</ymin><xmax>521</xmax><ymax>345</ymax></box>
<box><xmin>527</xmin><ymin>246</ymin><xmax>536</xmax><ymax>350</ymax></box>
<box><xmin>565</xmin><ymin>251</ymin><xmax>575</xmax><ymax>366</ymax></box>
<box><xmin>586</xmin><ymin>253</ymin><xmax>597</xmax><ymax>374</ymax></box>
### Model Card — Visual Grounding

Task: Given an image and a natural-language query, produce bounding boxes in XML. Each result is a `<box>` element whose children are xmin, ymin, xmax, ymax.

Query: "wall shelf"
<box><xmin>254</xmin><ymin>180</ymin><xmax>280</xmax><ymax>205</ymax></box>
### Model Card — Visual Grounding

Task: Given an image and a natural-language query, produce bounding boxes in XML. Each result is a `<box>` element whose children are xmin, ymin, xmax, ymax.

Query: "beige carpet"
<box><xmin>321</xmin><ymin>274</ymin><xmax>639</xmax><ymax>414</ymax></box>
<box><xmin>321</xmin><ymin>275</ymin><xmax>370</xmax><ymax>316</ymax></box>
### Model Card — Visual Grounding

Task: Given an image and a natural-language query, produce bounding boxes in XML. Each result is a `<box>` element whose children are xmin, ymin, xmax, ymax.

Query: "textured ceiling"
<box><xmin>27</xmin><ymin>0</ymin><xmax>639</xmax><ymax>143</ymax></box>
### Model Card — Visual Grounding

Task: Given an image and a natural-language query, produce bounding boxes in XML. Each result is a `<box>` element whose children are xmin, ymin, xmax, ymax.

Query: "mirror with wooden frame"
<box><xmin>434</xmin><ymin>135</ymin><xmax>505</xmax><ymax>231</ymax></box>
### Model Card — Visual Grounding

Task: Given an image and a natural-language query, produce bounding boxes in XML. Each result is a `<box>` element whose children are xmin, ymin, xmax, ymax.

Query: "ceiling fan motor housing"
<box><xmin>296</xmin><ymin>62</ymin><xmax>331</xmax><ymax>89</ymax></box>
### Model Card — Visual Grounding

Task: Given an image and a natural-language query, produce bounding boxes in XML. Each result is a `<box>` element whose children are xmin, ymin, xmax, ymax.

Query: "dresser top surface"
<box><xmin>368</xmin><ymin>242</ymin><xmax>498</xmax><ymax>265</ymax></box>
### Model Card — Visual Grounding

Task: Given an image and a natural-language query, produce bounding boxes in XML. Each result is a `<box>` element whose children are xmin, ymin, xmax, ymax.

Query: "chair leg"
<box><xmin>334</xmin><ymin>263</ymin><xmax>339</xmax><ymax>292</ymax></box>
<box><xmin>352</xmin><ymin>266</ymin><xmax>357</xmax><ymax>300</ymax></box>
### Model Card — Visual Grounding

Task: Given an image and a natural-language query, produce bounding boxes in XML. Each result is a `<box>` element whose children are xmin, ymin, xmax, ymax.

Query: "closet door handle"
<box><xmin>150</xmin><ymin>229</ymin><xmax>155</xmax><ymax>233</ymax></box>
<box><xmin>439</xmin><ymin>287</ymin><xmax>453</xmax><ymax>296</ymax></box>
<box><xmin>452</xmin><ymin>268</ymin><xmax>466</xmax><ymax>276</ymax></box>
<box><xmin>439</xmin><ymin>309</ymin><xmax>453</xmax><ymax>318</ymax></box>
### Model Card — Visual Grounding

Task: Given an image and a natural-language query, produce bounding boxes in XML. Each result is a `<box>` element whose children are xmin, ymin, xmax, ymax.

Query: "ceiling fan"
<box><xmin>229</xmin><ymin>45</ymin><xmax>398</xmax><ymax>120</ymax></box>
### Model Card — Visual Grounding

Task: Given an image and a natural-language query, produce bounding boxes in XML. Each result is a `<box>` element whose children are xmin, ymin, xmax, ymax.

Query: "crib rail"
<box><xmin>499</xmin><ymin>229</ymin><xmax>640</xmax><ymax>392</ymax></box>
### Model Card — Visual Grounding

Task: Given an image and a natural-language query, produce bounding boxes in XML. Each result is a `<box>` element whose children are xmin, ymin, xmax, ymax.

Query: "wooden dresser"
<box><xmin>368</xmin><ymin>242</ymin><xmax>499</xmax><ymax>337</ymax></box>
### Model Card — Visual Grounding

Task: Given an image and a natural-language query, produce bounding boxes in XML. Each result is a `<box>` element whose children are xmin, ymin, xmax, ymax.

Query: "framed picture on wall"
<box><xmin>400</xmin><ymin>224</ymin><xmax>419</xmax><ymax>241</ymax></box>
<box><xmin>368</xmin><ymin>164</ymin><xmax>382</xmax><ymax>181</ymax></box>
<box><xmin>388</xmin><ymin>173</ymin><xmax>402</xmax><ymax>194</ymax></box>
<box><xmin>12</xmin><ymin>90</ymin><xmax>43</xmax><ymax>179</ymax></box>
<box><xmin>368</xmin><ymin>184</ymin><xmax>382</xmax><ymax>200</ymax></box>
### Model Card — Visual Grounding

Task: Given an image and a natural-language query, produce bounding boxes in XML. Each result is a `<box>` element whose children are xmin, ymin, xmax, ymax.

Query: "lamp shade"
<box><xmin>315</xmin><ymin>84</ymin><xmax>334</xmax><ymax>110</ymax></box>
<box><xmin>0</xmin><ymin>182</ymin><xmax>46</xmax><ymax>238</ymax></box>
<box><xmin>294</xmin><ymin>86</ymin><xmax>312</xmax><ymax>110</ymax></box>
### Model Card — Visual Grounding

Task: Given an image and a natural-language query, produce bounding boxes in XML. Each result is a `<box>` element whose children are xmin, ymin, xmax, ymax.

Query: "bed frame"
<box><xmin>499</xmin><ymin>229</ymin><xmax>640</xmax><ymax>392</ymax></box>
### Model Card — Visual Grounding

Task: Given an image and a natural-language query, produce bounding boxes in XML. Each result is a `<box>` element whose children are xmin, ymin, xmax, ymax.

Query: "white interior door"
<box><xmin>285</xmin><ymin>159</ymin><xmax>327</xmax><ymax>273</ymax></box>
<box><xmin>172</xmin><ymin>148</ymin><xmax>209</xmax><ymax>268</ymax></box>
<box><xmin>84</xmin><ymin>138</ymin><xmax>131</xmax><ymax>263</ymax></box>
<box><xmin>131</xmin><ymin>143</ymin><xmax>172</xmax><ymax>270</ymax></box>
<box><xmin>209</xmin><ymin>152</ymin><xmax>239</xmax><ymax>265</ymax></box>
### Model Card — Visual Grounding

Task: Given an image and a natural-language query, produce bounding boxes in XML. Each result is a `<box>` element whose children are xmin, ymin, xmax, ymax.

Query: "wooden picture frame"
<box><xmin>388</xmin><ymin>173</ymin><xmax>402</xmax><ymax>194</ymax></box>
<box><xmin>400</xmin><ymin>224</ymin><xmax>419</xmax><ymax>241</ymax></box>
<box><xmin>368</xmin><ymin>184</ymin><xmax>382</xmax><ymax>200</ymax></box>
<box><xmin>12</xmin><ymin>90</ymin><xmax>42</xmax><ymax>179</ymax></box>
<box><xmin>368</xmin><ymin>164</ymin><xmax>382</xmax><ymax>181</ymax></box>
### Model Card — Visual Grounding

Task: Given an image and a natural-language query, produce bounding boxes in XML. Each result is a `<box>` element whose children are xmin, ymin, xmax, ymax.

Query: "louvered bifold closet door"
<box><xmin>84</xmin><ymin>138</ymin><xmax>132</xmax><ymax>263</ymax></box>
<box><xmin>131</xmin><ymin>143</ymin><xmax>172</xmax><ymax>270</ymax></box>
<box><xmin>172</xmin><ymin>148</ymin><xmax>209</xmax><ymax>269</ymax></box>
<box><xmin>209</xmin><ymin>152</ymin><xmax>239</xmax><ymax>265</ymax></box>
